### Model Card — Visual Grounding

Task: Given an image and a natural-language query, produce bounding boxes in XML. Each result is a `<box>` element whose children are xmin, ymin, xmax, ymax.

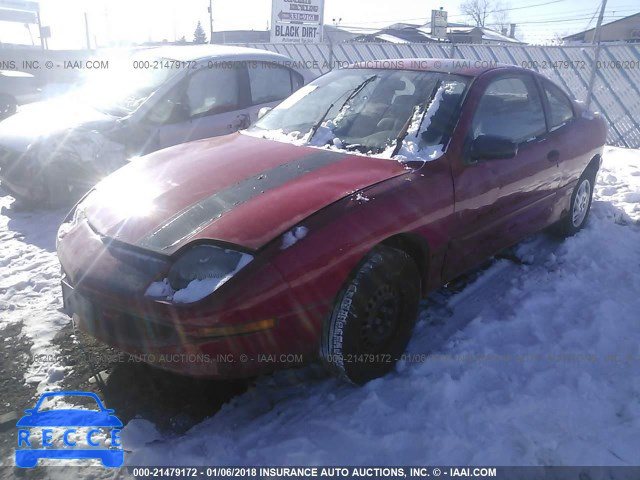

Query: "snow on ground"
<box><xmin>1</xmin><ymin>146</ymin><xmax>639</xmax><ymax>468</ymax></box>
<box><xmin>0</xmin><ymin>204</ymin><xmax>71</xmax><ymax>391</ymax></box>
<box><xmin>123</xmin><ymin>146</ymin><xmax>640</xmax><ymax>466</ymax></box>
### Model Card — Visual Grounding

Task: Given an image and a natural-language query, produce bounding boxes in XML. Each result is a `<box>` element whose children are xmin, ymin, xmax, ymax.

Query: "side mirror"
<box><xmin>257</xmin><ymin>107</ymin><xmax>272</xmax><ymax>120</ymax></box>
<box><xmin>470</xmin><ymin>135</ymin><xmax>518</xmax><ymax>161</ymax></box>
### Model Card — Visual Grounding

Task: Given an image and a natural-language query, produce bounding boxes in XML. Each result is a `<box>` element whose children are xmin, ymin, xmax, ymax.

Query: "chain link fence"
<box><xmin>244</xmin><ymin>42</ymin><xmax>640</xmax><ymax>148</ymax></box>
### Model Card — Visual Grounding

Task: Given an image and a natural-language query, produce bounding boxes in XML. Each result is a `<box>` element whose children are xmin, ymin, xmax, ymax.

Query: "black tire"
<box><xmin>556</xmin><ymin>169</ymin><xmax>596</xmax><ymax>237</ymax></box>
<box><xmin>20</xmin><ymin>164</ymin><xmax>77</xmax><ymax>209</ymax></box>
<box><xmin>321</xmin><ymin>246</ymin><xmax>421</xmax><ymax>384</ymax></box>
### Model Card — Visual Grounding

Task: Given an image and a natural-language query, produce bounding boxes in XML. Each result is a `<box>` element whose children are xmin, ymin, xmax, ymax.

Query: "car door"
<box><xmin>246</xmin><ymin>62</ymin><xmax>304</xmax><ymax>123</ymax></box>
<box><xmin>444</xmin><ymin>72</ymin><xmax>557</xmax><ymax>279</ymax></box>
<box><xmin>538</xmin><ymin>78</ymin><xmax>580</xmax><ymax>188</ymax></box>
<box><xmin>153</xmin><ymin>63</ymin><xmax>252</xmax><ymax>150</ymax></box>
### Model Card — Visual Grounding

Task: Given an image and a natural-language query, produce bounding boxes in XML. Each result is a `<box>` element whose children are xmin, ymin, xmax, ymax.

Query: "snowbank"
<box><xmin>121</xmin><ymin>147</ymin><xmax>640</xmax><ymax>466</ymax></box>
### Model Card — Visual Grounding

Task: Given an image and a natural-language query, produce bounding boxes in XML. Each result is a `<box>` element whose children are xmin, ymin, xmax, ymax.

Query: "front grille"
<box><xmin>98</xmin><ymin>307</ymin><xmax>180</xmax><ymax>348</ymax></box>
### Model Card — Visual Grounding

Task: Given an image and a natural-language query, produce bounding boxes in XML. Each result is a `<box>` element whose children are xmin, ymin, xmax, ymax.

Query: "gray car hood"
<box><xmin>0</xmin><ymin>95</ymin><xmax>114</xmax><ymax>152</ymax></box>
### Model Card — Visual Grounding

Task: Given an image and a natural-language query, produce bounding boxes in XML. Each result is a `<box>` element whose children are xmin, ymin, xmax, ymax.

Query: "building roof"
<box><xmin>138</xmin><ymin>44</ymin><xmax>290</xmax><ymax>63</ymax></box>
<box><xmin>210</xmin><ymin>30</ymin><xmax>270</xmax><ymax>44</ymax></box>
<box><xmin>353</xmin><ymin>22</ymin><xmax>524</xmax><ymax>44</ymax></box>
<box><xmin>563</xmin><ymin>12</ymin><xmax>640</xmax><ymax>40</ymax></box>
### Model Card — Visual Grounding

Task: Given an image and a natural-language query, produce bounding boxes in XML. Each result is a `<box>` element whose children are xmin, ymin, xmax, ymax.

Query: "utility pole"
<box><xmin>84</xmin><ymin>12</ymin><xmax>91</xmax><ymax>50</ymax></box>
<box><xmin>586</xmin><ymin>0</ymin><xmax>607</xmax><ymax>109</ymax></box>
<box><xmin>36</xmin><ymin>10</ymin><xmax>45</xmax><ymax>49</ymax></box>
<box><xmin>208</xmin><ymin>0</ymin><xmax>214</xmax><ymax>44</ymax></box>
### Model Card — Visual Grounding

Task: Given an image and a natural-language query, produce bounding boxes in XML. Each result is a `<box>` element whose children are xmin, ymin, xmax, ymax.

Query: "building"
<box><xmin>352</xmin><ymin>22</ymin><xmax>524</xmax><ymax>45</ymax></box>
<box><xmin>210</xmin><ymin>30</ymin><xmax>270</xmax><ymax>44</ymax></box>
<box><xmin>563</xmin><ymin>12</ymin><xmax>640</xmax><ymax>44</ymax></box>
<box><xmin>209</xmin><ymin>21</ymin><xmax>524</xmax><ymax>46</ymax></box>
<box><xmin>209</xmin><ymin>25</ymin><xmax>367</xmax><ymax>45</ymax></box>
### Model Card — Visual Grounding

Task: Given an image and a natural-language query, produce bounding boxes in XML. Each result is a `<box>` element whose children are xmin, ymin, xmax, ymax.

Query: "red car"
<box><xmin>56</xmin><ymin>59</ymin><xmax>606</xmax><ymax>384</ymax></box>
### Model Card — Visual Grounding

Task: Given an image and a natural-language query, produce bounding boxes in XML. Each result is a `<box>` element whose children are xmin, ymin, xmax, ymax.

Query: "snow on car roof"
<box><xmin>143</xmin><ymin>44</ymin><xmax>291</xmax><ymax>63</ymax></box>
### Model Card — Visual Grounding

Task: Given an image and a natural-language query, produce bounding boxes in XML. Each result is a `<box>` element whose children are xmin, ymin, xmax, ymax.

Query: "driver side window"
<box><xmin>145</xmin><ymin>66</ymin><xmax>241</xmax><ymax>125</ymax></box>
<box><xmin>471</xmin><ymin>75</ymin><xmax>546</xmax><ymax>144</ymax></box>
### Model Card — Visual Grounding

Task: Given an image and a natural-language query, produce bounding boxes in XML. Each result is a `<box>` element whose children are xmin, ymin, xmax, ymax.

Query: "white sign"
<box><xmin>431</xmin><ymin>9</ymin><xmax>448</xmax><ymax>40</ymax></box>
<box><xmin>0</xmin><ymin>0</ymin><xmax>39</xmax><ymax>12</ymax></box>
<box><xmin>271</xmin><ymin>0</ymin><xmax>324</xmax><ymax>44</ymax></box>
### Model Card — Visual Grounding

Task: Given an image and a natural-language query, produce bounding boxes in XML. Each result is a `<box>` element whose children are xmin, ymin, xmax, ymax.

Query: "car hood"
<box><xmin>0</xmin><ymin>95</ymin><xmax>113</xmax><ymax>151</ymax></box>
<box><xmin>82</xmin><ymin>133</ymin><xmax>409</xmax><ymax>253</ymax></box>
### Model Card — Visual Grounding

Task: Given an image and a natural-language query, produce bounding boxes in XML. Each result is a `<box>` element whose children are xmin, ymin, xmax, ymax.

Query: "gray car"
<box><xmin>0</xmin><ymin>45</ymin><xmax>310</xmax><ymax>207</ymax></box>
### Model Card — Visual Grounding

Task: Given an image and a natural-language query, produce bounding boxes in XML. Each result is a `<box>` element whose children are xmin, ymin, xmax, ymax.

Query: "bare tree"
<box><xmin>461</xmin><ymin>0</ymin><xmax>510</xmax><ymax>30</ymax></box>
<box><xmin>491</xmin><ymin>7</ymin><xmax>510</xmax><ymax>34</ymax></box>
<box><xmin>461</xmin><ymin>0</ymin><xmax>492</xmax><ymax>27</ymax></box>
<box><xmin>550</xmin><ymin>31</ymin><xmax>569</xmax><ymax>45</ymax></box>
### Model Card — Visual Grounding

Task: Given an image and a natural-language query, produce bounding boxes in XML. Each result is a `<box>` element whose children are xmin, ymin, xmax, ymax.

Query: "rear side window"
<box><xmin>471</xmin><ymin>75</ymin><xmax>546</xmax><ymax>144</ymax></box>
<box><xmin>543</xmin><ymin>81</ymin><xmax>574</xmax><ymax>130</ymax></box>
<box><xmin>249</xmin><ymin>63</ymin><xmax>300</xmax><ymax>105</ymax></box>
<box><xmin>185</xmin><ymin>66</ymin><xmax>241</xmax><ymax>117</ymax></box>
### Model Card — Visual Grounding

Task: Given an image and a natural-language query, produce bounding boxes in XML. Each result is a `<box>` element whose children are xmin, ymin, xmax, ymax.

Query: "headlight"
<box><xmin>57</xmin><ymin>203</ymin><xmax>87</xmax><ymax>241</ymax></box>
<box><xmin>145</xmin><ymin>245</ymin><xmax>253</xmax><ymax>304</ymax></box>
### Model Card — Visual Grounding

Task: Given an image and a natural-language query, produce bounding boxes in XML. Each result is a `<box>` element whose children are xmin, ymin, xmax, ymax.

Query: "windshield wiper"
<box><xmin>307</xmin><ymin>101</ymin><xmax>335</xmax><ymax>142</ymax></box>
<box><xmin>391</xmin><ymin>80</ymin><xmax>442</xmax><ymax>157</ymax></box>
<box><xmin>307</xmin><ymin>75</ymin><xmax>379</xmax><ymax>143</ymax></box>
<box><xmin>336</xmin><ymin>74</ymin><xmax>378</xmax><ymax>114</ymax></box>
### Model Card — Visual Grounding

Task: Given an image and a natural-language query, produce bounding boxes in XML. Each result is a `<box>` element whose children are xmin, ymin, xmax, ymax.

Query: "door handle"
<box><xmin>547</xmin><ymin>150</ymin><xmax>560</xmax><ymax>162</ymax></box>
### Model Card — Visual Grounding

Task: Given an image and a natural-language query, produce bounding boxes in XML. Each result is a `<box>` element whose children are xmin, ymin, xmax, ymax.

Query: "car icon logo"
<box><xmin>15</xmin><ymin>390</ymin><xmax>123</xmax><ymax>468</ymax></box>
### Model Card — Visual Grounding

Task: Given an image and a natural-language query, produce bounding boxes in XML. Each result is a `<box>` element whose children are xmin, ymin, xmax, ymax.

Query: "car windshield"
<box><xmin>77</xmin><ymin>55</ymin><xmax>179</xmax><ymax>117</ymax></box>
<box><xmin>247</xmin><ymin>68</ymin><xmax>469</xmax><ymax>160</ymax></box>
<box><xmin>34</xmin><ymin>394</ymin><xmax>103</xmax><ymax>412</ymax></box>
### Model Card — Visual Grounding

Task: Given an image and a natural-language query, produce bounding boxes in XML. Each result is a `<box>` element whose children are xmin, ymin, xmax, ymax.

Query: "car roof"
<box><xmin>139</xmin><ymin>44</ymin><xmax>292</xmax><ymax>64</ymax></box>
<box><xmin>346</xmin><ymin>58</ymin><xmax>520</xmax><ymax>77</ymax></box>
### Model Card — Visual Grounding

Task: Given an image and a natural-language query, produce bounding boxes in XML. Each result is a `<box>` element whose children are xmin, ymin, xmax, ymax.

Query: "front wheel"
<box><xmin>321</xmin><ymin>246</ymin><xmax>421</xmax><ymax>384</ymax></box>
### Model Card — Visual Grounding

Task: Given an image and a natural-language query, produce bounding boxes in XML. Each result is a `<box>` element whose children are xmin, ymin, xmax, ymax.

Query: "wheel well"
<box><xmin>585</xmin><ymin>154</ymin><xmax>601</xmax><ymax>178</ymax></box>
<box><xmin>380</xmin><ymin>234</ymin><xmax>430</xmax><ymax>293</ymax></box>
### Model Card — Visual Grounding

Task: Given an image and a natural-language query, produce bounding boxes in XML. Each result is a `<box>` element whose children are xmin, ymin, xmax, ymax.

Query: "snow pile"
<box><xmin>378</xmin><ymin>82</ymin><xmax>457</xmax><ymax>162</ymax></box>
<box><xmin>248</xmin><ymin>128</ymin><xmax>308</xmax><ymax>147</ymax></box>
<box><xmin>144</xmin><ymin>253</ymin><xmax>253</xmax><ymax>304</ymax></box>
<box><xmin>145</xmin><ymin>275</ymin><xmax>232</xmax><ymax>304</ymax></box>
<box><xmin>354</xmin><ymin>193</ymin><xmax>370</xmax><ymax>203</ymax></box>
<box><xmin>122</xmin><ymin>146</ymin><xmax>640</xmax><ymax>466</ymax></box>
<box><xmin>0</xmin><ymin>202</ymin><xmax>71</xmax><ymax>392</ymax></box>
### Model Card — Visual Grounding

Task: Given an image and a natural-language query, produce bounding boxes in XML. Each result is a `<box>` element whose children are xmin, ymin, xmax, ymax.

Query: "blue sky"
<box><xmin>0</xmin><ymin>0</ymin><xmax>638</xmax><ymax>48</ymax></box>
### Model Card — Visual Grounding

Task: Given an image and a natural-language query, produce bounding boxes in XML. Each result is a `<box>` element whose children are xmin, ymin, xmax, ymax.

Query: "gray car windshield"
<box><xmin>80</xmin><ymin>56</ymin><xmax>179</xmax><ymax>116</ymax></box>
<box><xmin>247</xmin><ymin>68</ymin><xmax>468</xmax><ymax>158</ymax></box>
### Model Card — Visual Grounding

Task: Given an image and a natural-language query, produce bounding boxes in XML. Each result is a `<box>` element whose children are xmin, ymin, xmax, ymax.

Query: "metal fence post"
<box><xmin>586</xmin><ymin>0</ymin><xmax>607</xmax><ymax>109</ymax></box>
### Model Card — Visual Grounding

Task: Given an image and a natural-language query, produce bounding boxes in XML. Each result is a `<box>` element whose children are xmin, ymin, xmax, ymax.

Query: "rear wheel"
<box><xmin>321</xmin><ymin>246</ymin><xmax>421</xmax><ymax>384</ymax></box>
<box><xmin>556</xmin><ymin>170</ymin><xmax>595</xmax><ymax>237</ymax></box>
